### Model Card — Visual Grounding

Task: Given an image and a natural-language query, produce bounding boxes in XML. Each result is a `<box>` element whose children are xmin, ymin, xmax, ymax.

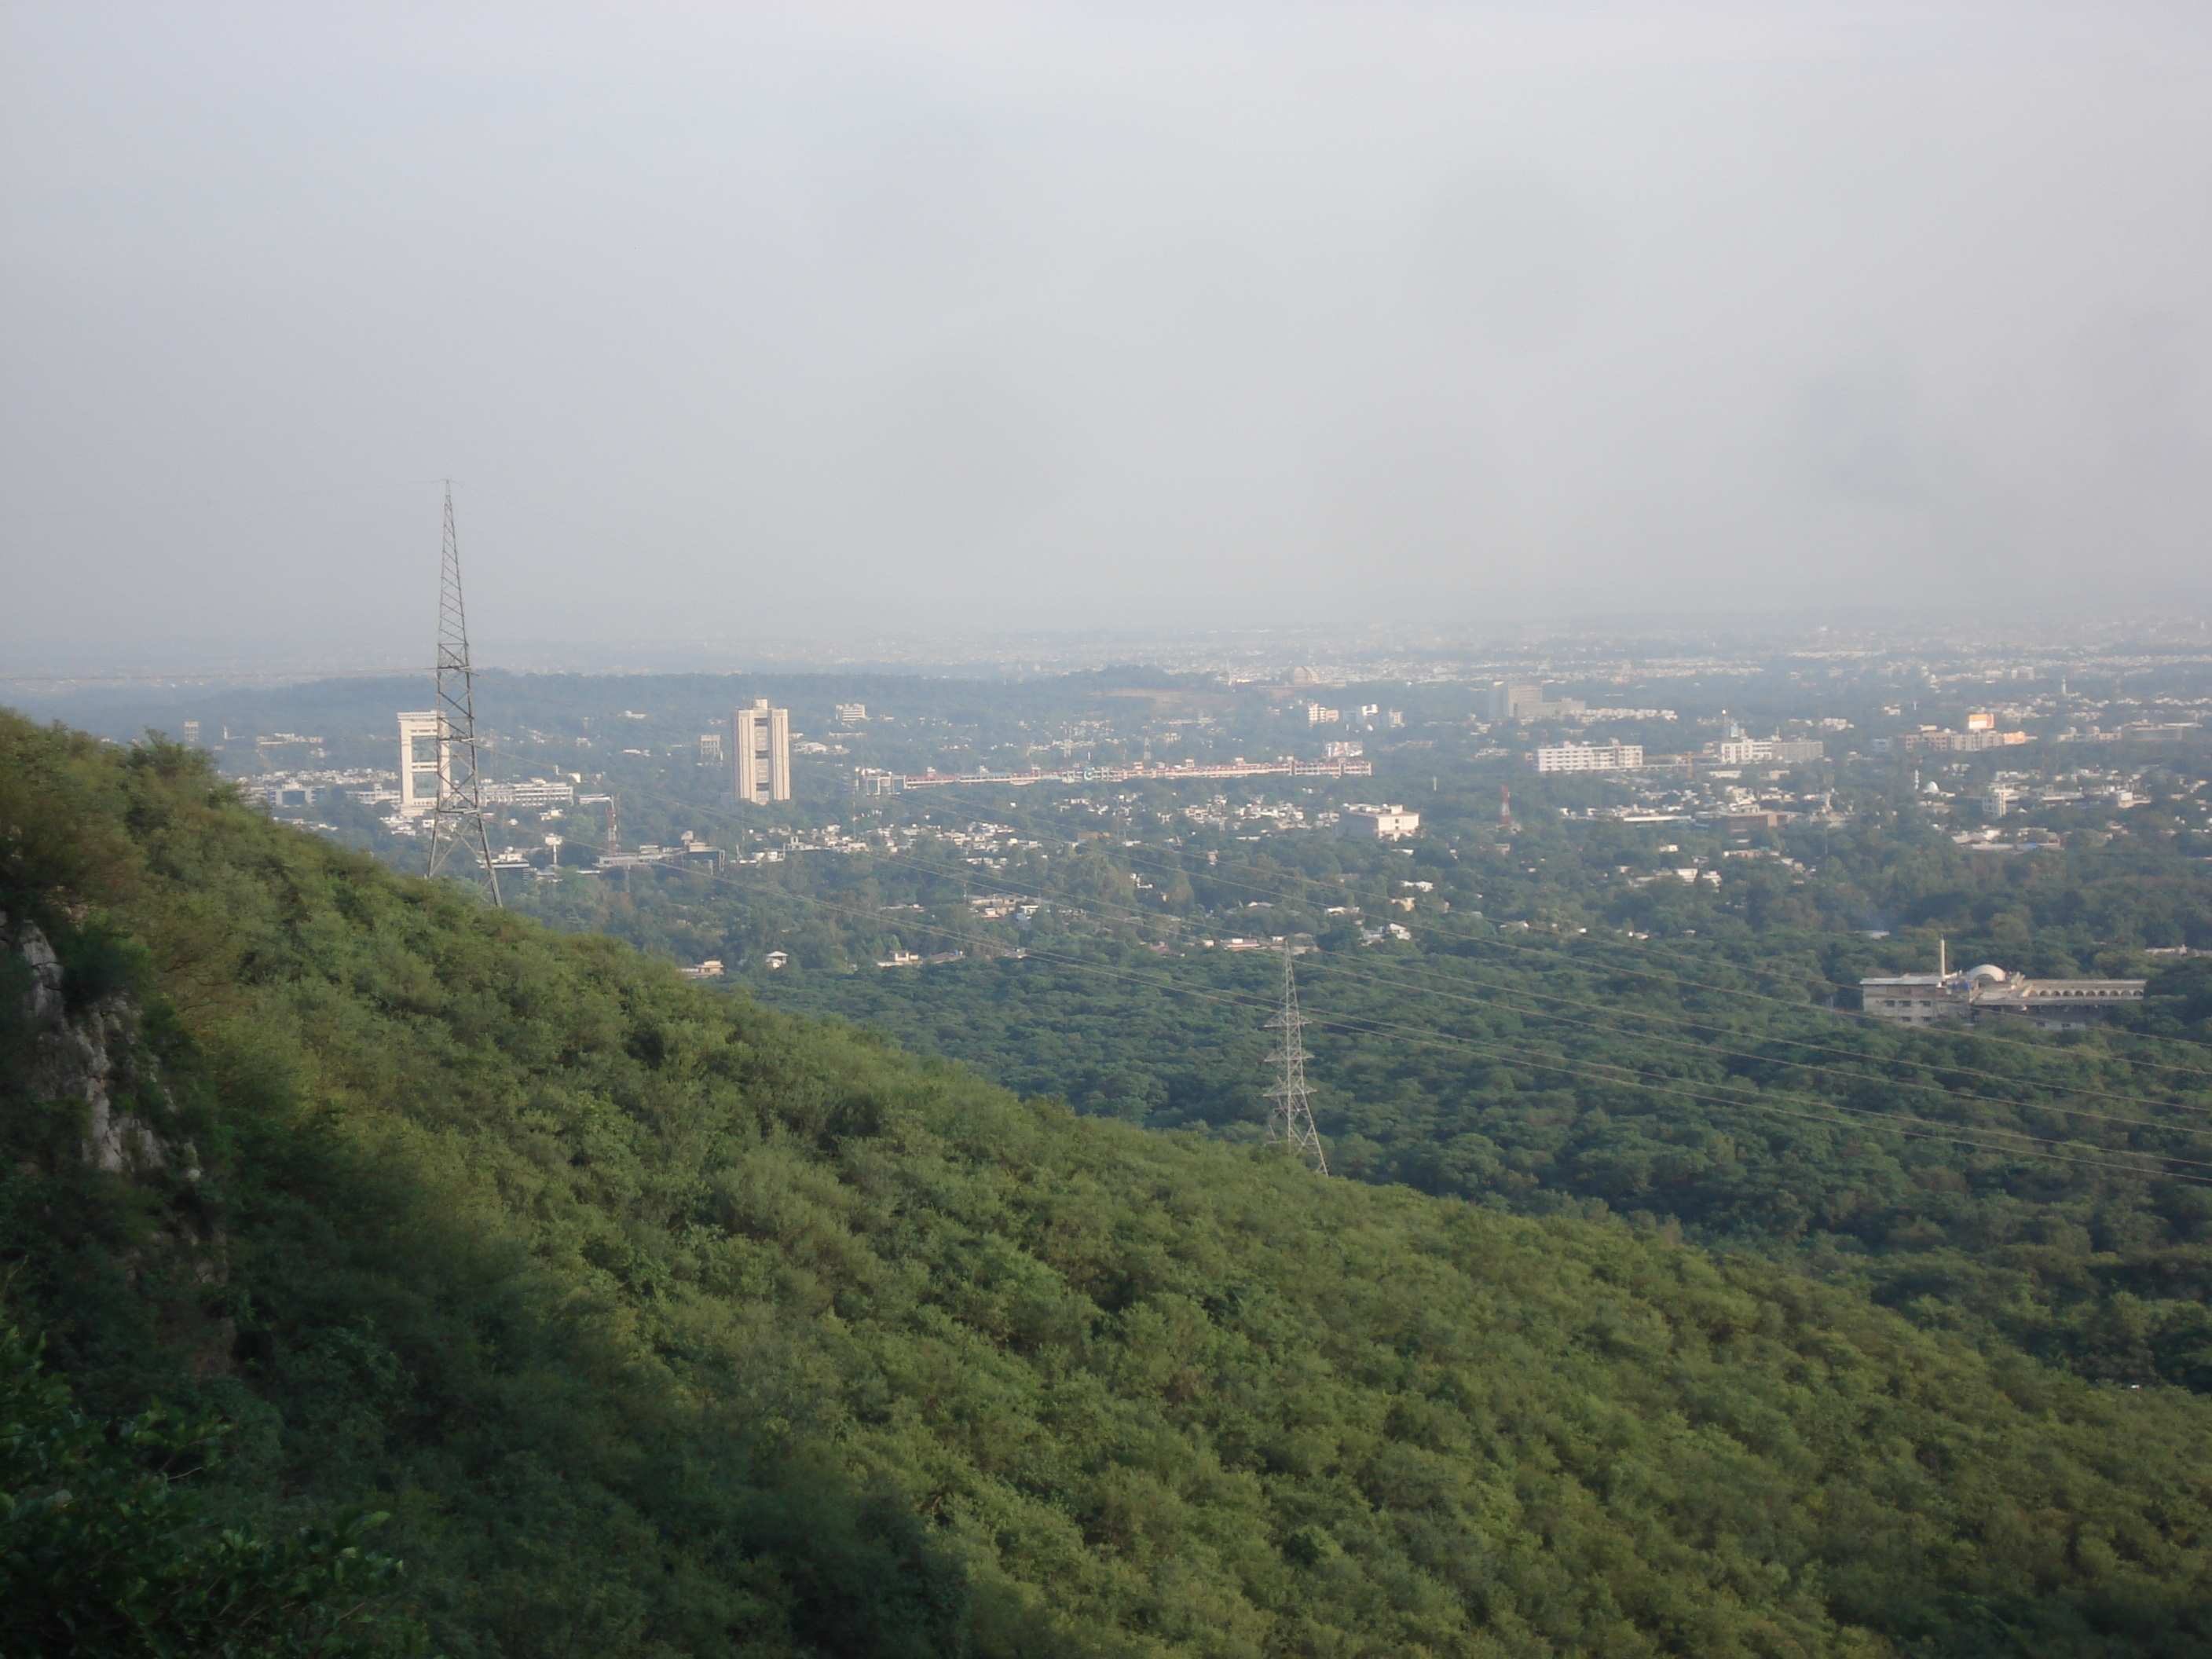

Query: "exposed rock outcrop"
<box><xmin>5</xmin><ymin>906</ymin><xmax>231</xmax><ymax>1372</ymax></box>
<box><xmin>5</xmin><ymin>908</ymin><xmax>195</xmax><ymax>1179</ymax></box>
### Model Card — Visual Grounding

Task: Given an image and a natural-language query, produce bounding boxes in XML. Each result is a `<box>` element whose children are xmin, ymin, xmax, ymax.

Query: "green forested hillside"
<box><xmin>755</xmin><ymin>941</ymin><xmax>2212</xmax><ymax>1394</ymax></box>
<box><xmin>7</xmin><ymin>712</ymin><xmax>2212</xmax><ymax>1657</ymax></box>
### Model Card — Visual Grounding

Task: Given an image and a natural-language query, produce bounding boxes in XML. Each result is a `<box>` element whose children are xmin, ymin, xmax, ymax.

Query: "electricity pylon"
<box><xmin>1263</xmin><ymin>941</ymin><xmax>1328</xmax><ymax>1174</ymax></box>
<box><xmin>422</xmin><ymin>482</ymin><xmax>502</xmax><ymax>905</ymax></box>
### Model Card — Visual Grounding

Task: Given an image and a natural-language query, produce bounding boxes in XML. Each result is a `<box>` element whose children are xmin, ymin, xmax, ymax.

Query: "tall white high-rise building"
<box><xmin>734</xmin><ymin>698</ymin><xmax>791</xmax><ymax>804</ymax></box>
<box><xmin>397</xmin><ymin>710</ymin><xmax>449</xmax><ymax>817</ymax></box>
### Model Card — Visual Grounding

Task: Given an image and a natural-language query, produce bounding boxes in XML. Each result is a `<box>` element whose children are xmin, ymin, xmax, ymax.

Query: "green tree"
<box><xmin>0</xmin><ymin>1322</ymin><xmax>412</xmax><ymax>1658</ymax></box>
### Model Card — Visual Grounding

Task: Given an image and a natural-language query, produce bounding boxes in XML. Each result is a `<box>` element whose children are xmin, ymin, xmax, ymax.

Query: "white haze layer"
<box><xmin>2</xmin><ymin>2</ymin><xmax>2208</xmax><ymax>670</ymax></box>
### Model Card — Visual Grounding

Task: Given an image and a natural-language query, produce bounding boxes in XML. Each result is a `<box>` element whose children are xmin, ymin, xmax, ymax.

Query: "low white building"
<box><xmin>480</xmin><ymin>778</ymin><xmax>577</xmax><ymax>808</ymax></box>
<box><xmin>1859</xmin><ymin>973</ymin><xmax>1957</xmax><ymax>1024</ymax></box>
<box><xmin>1862</xmin><ymin>961</ymin><xmax>2145</xmax><ymax>1029</ymax></box>
<box><xmin>1530</xmin><ymin>742</ymin><xmax>1643</xmax><ymax>774</ymax></box>
<box><xmin>1336</xmin><ymin>804</ymin><xmax>1420</xmax><ymax>840</ymax></box>
<box><xmin>1706</xmin><ymin>737</ymin><xmax>1824</xmax><ymax>766</ymax></box>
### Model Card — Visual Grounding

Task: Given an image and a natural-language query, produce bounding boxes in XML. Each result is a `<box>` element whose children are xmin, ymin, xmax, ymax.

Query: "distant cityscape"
<box><xmin>58</xmin><ymin>618</ymin><xmax>2192</xmax><ymax>993</ymax></box>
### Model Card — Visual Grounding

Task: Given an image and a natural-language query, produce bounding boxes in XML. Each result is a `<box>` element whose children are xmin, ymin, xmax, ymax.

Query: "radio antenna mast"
<box><xmin>423</xmin><ymin>482</ymin><xmax>502</xmax><ymax>905</ymax></box>
<box><xmin>1263</xmin><ymin>941</ymin><xmax>1328</xmax><ymax>1174</ymax></box>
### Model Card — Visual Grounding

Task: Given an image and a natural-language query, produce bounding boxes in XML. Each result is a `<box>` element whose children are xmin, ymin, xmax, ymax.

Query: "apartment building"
<box><xmin>1529</xmin><ymin>742</ymin><xmax>1643</xmax><ymax>773</ymax></box>
<box><xmin>734</xmin><ymin>698</ymin><xmax>792</xmax><ymax>804</ymax></box>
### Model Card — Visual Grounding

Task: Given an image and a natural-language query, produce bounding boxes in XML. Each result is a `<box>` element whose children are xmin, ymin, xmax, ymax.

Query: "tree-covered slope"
<box><xmin>6</xmin><ymin>712</ymin><xmax>2212</xmax><ymax>1658</ymax></box>
<box><xmin>753</xmin><ymin>942</ymin><xmax>2212</xmax><ymax>1394</ymax></box>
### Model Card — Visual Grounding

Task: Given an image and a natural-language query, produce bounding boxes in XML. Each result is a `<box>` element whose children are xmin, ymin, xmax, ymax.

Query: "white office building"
<box><xmin>734</xmin><ymin>698</ymin><xmax>792</xmax><ymax>804</ymax></box>
<box><xmin>397</xmin><ymin>711</ymin><xmax>447</xmax><ymax>818</ymax></box>
<box><xmin>1529</xmin><ymin>742</ymin><xmax>1643</xmax><ymax>774</ymax></box>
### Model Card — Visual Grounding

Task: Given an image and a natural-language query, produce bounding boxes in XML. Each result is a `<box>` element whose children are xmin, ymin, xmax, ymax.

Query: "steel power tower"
<box><xmin>1263</xmin><ymin>943</ymin><xmax>1328</xmax><ymax>1174</ymax></box>
<box><xmin>422</xmin><ymin>482</ymin><xmax>502</xmax><ymax>905</ymax></box>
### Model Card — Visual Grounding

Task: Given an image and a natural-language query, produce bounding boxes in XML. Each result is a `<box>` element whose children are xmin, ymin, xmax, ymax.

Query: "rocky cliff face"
<box><xmin>4</xmin><ymin>909</ymin><xmax>192</xmax><ymax>1179</ymax></box>
<box><xmin>5</xmin><ymin>906</ymin><xmax>231</xmax><ymax>1371</ymax></box>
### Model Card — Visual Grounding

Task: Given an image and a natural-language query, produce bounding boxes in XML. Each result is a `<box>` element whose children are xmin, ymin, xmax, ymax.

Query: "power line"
<box><xmin>0</xmin><ymin>477</ymin><xmax>444</xmax><ymax>528</ymax></box>
<box><xmin>1302</xmin><ymin>960</ymin><xmax>2212</xmax><ymax>1142</ymax></box>
<box><xmin>1290</xmin><ymin>950</ymin><xmax>2212</xmax><ymax>1121</ymax></box>
<box><xmin>1086</xmin><ymin>835</ymin><xmax>2212</xmax><ymax>1085</ymax></box>
<box><xmin>610</xmin><ymin>855</ymin><xmax>2212</xmax><ymax>1188</ymax></box>
<box><xmin>865</xmin><ymin>837</ymin><xmax>2212</xmax><ymax>1122</ymax></box>
<box><xmin>623</xmin><ymin>811</ymin><xmax>2212</xmax><ymax>1127</ymax></box>
<box><xmin>0</xmin><ymin>668</ymin><xmax>419</xmax><ymax>685</ymax></box>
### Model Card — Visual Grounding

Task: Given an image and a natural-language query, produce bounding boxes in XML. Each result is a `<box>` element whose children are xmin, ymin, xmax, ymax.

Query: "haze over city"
<box><xmin>3</xmin><ymin>1</ymin><xmax>2209</xmax><ymax>676</ymax></box>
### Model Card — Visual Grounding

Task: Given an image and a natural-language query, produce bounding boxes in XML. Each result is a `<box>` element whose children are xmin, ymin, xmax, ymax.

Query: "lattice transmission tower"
<box><xmin>422</xmin><ymin>482</ymin><xmax>502</xmax><ymax>905</ymax></box>
<box><xmin>1263</xmin><ymin>942</ymin><xmax>1328</xmax><ymax>1174</ymax></box>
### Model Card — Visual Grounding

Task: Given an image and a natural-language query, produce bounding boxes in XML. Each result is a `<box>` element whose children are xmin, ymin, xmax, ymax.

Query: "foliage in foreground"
<box><xmin>5</xmin><ymin>710</ymin><xmax>2212</xmax><ymax>1656</ymax></box>
<box><xmin>0</xmin><ymin>1322</ymin><xmax>410</xmax><ymax>1657</ymax></box>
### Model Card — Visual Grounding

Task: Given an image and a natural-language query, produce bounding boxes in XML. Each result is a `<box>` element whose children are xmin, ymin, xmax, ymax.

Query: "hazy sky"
<box><xmin>3</xmin><ymin>2</ymin><xmax>2209</xmax><ymax>671</ymax></box>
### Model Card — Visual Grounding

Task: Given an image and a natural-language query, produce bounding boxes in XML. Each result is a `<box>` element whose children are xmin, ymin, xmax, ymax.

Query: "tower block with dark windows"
<box><xmin>733</xmin><ymin>698</ymin><xmax>791</xmax><ymax>804</ymax></box>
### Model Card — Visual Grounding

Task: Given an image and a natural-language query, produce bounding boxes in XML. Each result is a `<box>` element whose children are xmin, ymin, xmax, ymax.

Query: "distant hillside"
<box><xmin>5</xmin><ymin>709</ymin><xmax>2212</xmax><ymax>1657</ymax></box>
